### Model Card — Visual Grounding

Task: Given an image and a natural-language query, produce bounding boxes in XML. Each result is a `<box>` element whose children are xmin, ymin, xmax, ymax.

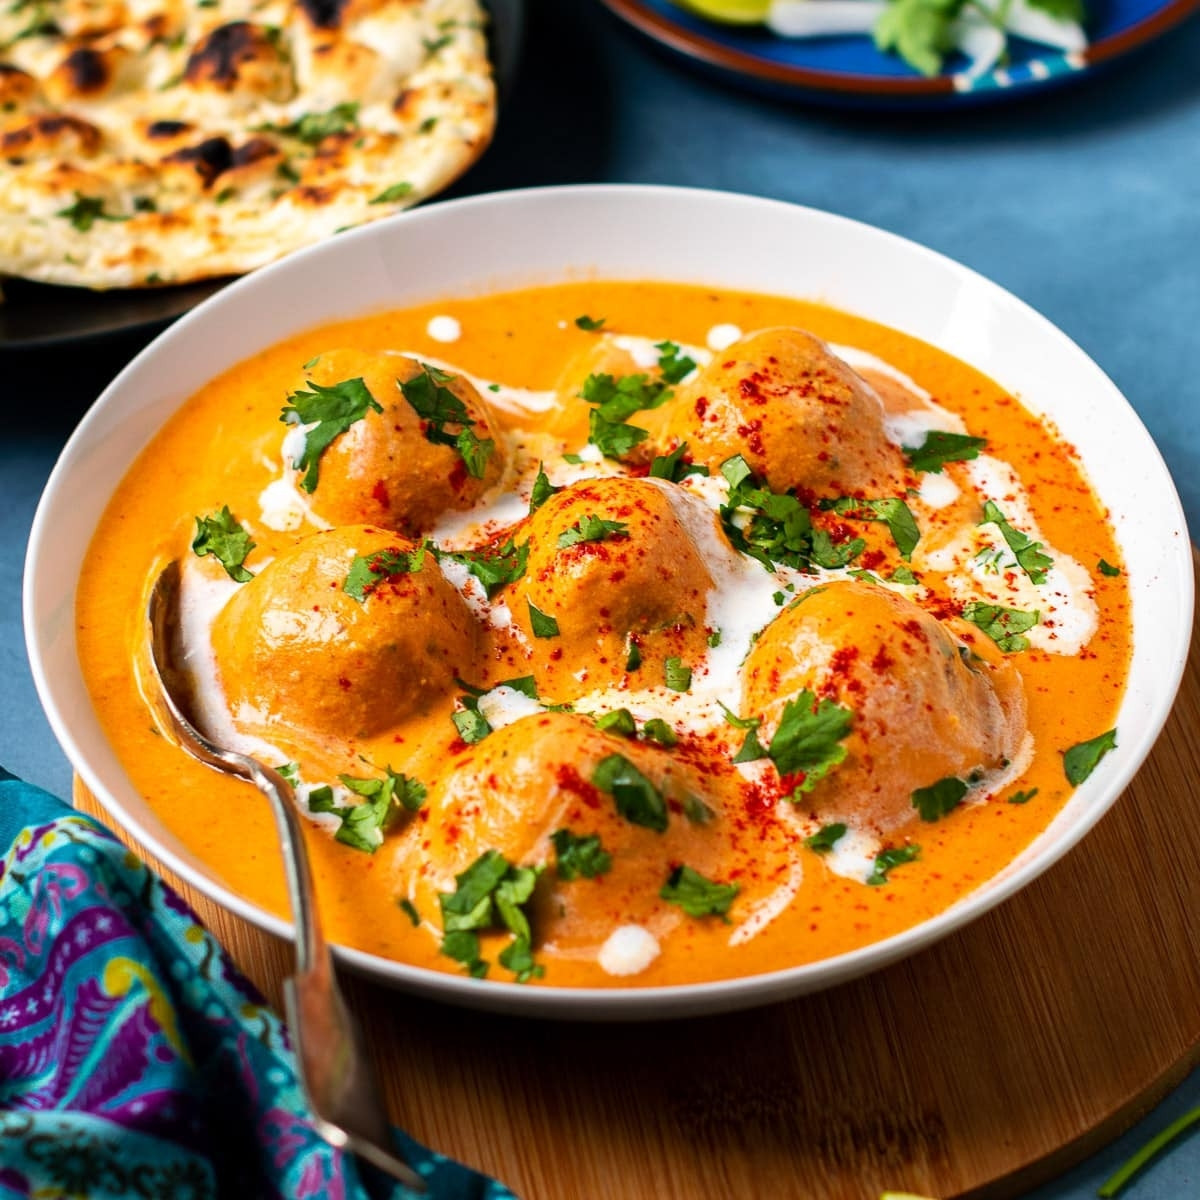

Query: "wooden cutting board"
<box><xmin>74</xmin><ymin>583</ymin><xmax>1200</xmax><ymax>1199</ymax></box>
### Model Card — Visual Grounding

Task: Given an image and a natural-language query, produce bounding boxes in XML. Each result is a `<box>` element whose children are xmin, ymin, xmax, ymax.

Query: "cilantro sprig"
<box><xmin>438</xmin><ymin>850</ymin><xmax>544</xmax><ymax>982</ymax></box>
<box><xmin>649</xmin><ymin>442</ymin><xmax>709</xmax><ymax>483</ymax></box>
<box><xmin>911</xmin><ymin>776</ymin><xmax>968</xmax><ymax>822</ymax></box>
<box><xmin>962</xmin><ymin>601</ymin><xmax>1039</xmax><ymax>652</ymax></box>
<box><xmin>551</xmin><ymin>829</ymin><xmax>612</xmax><ymax>880</ymax></box>
<box><xmin>660</xmin><ymin>865</ymin><xmax>739</xmax><ymax>920</ymax></box>
<box><xmin>258</xmin><ymin>101</ymin><xmax>359</xmax><ymax>145</ymax></box>
<box><xmin>819</xmin><ymin>496</ymin><xmax>921</xmax><ymax>561</ymax></box>
<box><xmin>308</xmin><ymin>768</ymin><xmax>426</xmax><ymax>853</ymax></box>
<box><xmin>399</xmin><ymin>363</ymin><xmax>494</xmax><ymax>479</ymax></box>
<box><xmin>804</xmin><ymin>823</ymin><xmax>848</xmax><ymax>853</ymax></box>
<box><xmin>281</xmin><ymin>376</ymin><xmax>383</xmax><ymax>492</ymax></box>
<box><xmin>57</xmin><ymin>192</ymin><xmax>128</xmax><ymax>232</ymax></box>
<box><xmin>1063</xmin><ymin>728</ymin><xmax>1117</xmax><ymax>785</ymax></box>
<box><xmin>980</xmin><ymin>500</ymin><xmax>1053</xmax><ymax>584</ymax></box>
<box><xmin>580</xmin><ymin>372</ymin><xmax>672</xmax><ymax>461</ymax></box>
<box><xmin>558</xmin><ymin>514</ymin><xmax>629</xmax><ymax>549</ymax></box>
<box><xmin>192</xmin><ymin>506</ymin><xmax>255</xmax><ymax>582</ymax></box>
<box><xmin>767</xmin><ymin>690</ymin><xmax>855</xmax><ymax>794</ymax></box>
<box><xmin>441</xmin><ymin>538</ymin><xmax>529</xmax><ymax>597</ymax></box>
<box><xmin>593</xmin><ymin>754</ymin><xmax>668</xmax><ymax>832</ymax></box>
<box><xmin>343</xmin><ymin>544</ymin><xmax>426</xmax><ymax>602</ymax></box>
<box><xmin>903</xmin><ymin>430</ymin><xmax>987</xmax><ymax>473</ymax></box>
<box><xmin>655</xmin><ymin>341</ymin><xmax>698</xmax><ymax>384</ymax></box>
<box><xmin>866</xmin><ymin>843</ymin><xmax>921</xmax><ymax>886</ymax></box>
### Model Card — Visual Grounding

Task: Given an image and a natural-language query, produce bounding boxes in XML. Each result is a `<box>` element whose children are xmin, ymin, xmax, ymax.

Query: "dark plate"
<box><xmin>0</xmin><ymin>0</ymin><xmax>525</xmax><ymax>356</ymax></box>
<box><xmin>601</xmin><ymin>0</ymin><xmax>1200</xmax><ymax>104</ymax></box>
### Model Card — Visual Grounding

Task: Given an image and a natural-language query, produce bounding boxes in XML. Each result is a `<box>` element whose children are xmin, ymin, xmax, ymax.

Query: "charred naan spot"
<box><xmin>184</xmin><ymin>22</ymin><xmax>276</xmax><ymax>89</ymax></box>
<box><xmin>60</xmin><ymin>47</ymin><xmax>109</xmax><ymax>94</ymax></box>
<box><xmin>2</xmin><ymin>112</ymin><xmax>100</xmax><ymax>157</ymax></box>
<box><xmin>295</xmin><ymin>184</ymin><xmax>332</xmax><ymax>204</ymax></box>
<box><xmin>163</xmin><ymin>136</ymin><xmax>234</xmax><ymax>185</ymax></box>
<box><xmin>392</xmin><ymin>87</ymin><xmax>417</xmax><ymax>118</ymax></box>
<box><xmin>297</xmin><ymin>0</ymin><xmax>349</xmax><ymax>30</ymax></box>
<box><xmin>147</xmin><ymin>120</ymin><xmax>192</xmax><ymax>139</ymax></box>
<box><xmin>230</xmin><ymin>136</ymin><xmax>276</xmax><ymax>167</ymax></box>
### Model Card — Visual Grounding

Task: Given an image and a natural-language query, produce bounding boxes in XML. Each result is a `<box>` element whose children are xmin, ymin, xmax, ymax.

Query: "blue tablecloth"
<box><xmin>4</xmin><ymin>1</ymin><xmax>1199</xmax><ymax>1193</ymax></box>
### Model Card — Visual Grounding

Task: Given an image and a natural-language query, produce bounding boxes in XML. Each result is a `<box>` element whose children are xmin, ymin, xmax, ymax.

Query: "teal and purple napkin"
<box><xmin>0</xmin><ymin>768</ymin><xmax>515</xmax><ymax>1200</ymax></box>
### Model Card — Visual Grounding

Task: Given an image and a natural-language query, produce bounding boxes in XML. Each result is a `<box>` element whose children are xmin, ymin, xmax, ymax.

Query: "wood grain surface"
<box><xmin>74</xmin><ymin>600</ymin><xmax>1200</xmax><ymax>1199</ymax></box>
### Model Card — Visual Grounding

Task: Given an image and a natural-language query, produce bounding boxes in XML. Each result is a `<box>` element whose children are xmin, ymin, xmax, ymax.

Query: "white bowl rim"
<box><xmin>24</xmin><ymin>183</ymin><xmax>1195</xmax><ymax>1020</ymax></box>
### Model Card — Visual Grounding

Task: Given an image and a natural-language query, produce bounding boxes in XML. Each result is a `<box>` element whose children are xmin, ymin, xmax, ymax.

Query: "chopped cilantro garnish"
<box><xmin>625</xmin><ymin>638</ymin><xmax>642</xmax><ymax>671</ymax></box>
<box><xmin>441</xmin><ymin>539</ymin><xmax>529</xmax><ymax>597</ymax></box>
<box><xmin>452</xmin><ymin>702</ymin><xmax>491</xmax><ymax>744</ymax></box>
<box><xmin>649</xmin><ymin>441</ymin><xmax>709</xmax><ymax>483</ymax></box>
<box><xmin>262</xmin><ymin>102</ymin><xmax>359</xmax><ymax>145</ymax></box>
<box><xmin>191</xmin><ymin>506</ymin><xmax>255</xmax><ymax>582</ymax></box>
<box><xmin>664</xmin><ymin>657</ymin><xmax>692</xmax><ymax>692</ymax></box>
<box><xmin>641</xmin><ymin>718</ymin><xmax>678</xmax><ymax>747</ymax></box>
<box><xmin>1098</xmin><ymin>558</ymin><xmax>1122</xmax><ymax>577</ymax></box>
<box><xmin>438</xmin><ymin>850</ymin><xmax>545</xmax><ymax>982</ymax></box>
<box><xmin>593</xmin><ymin>754</ymin><xmax>668</xmax><ymax>832</ymax></box>
<box><xmin>660</xmin><ymin>865</ymin><xmax>738</xmax><ymax>920</ymax></box>
<box><xmin>903</xmin><ymin>430</ymin><xmax>987</xmax><ymax>473</ymax></box>
<box><xmin>888</xmin><ymin>565</ymin><xmax>919</xmax><ymax>585</ymax></box>
<box><xmin>768</xmin><ymin>690</ymin><xmax>854</xmax><ymax>793</ymax></box>
<box><xmin>810</xmin><ymin>528</ymin><xmax>866</xmax><ymax>570</ymax></box>
<box><xmin>562</xmin><ymin>452</ymin><xmax>584</xmax><ymax>465</ymax></box>
<box><xmin>280</xmin><ymin>376</ymin><xmax>382</xmax><ymax>492</ymax></box>
<box><xmin>719</xmin><ymin>456</ymin><xmax>817</xmax><ymax>572</ymax></box>
<box><xmin>528</xmin><ymin>600</ymin><xmax>560</xmax><ymax>638</ymax></box>
<box><xmin>719</xmin><ymin>703</ymin><xmax>767</xmax><ymax>764</ymax></box>
<box><xmin>911</xmin><ymin>776</ymin><xmax>968</xmax><ymax>822</ymax></box>
<box><xmin>1063</xmin><ymin>728</ymin><xmax>1117</xmax><ymax>785</ymax></box>
<box><xmin>315</xmin><ymin>769</ymin><xmax>427</xmax><ymax>853</ymax></box>
<box><xmin>961</xmin><ymin>601</ymin><xmax>1039</xmax><ymax>652</ymax></box>
<box><xmin>369</xmin><ymin>181</ymin><xmax>414</xmax><ymax>205</ymax></box>
<box><xmin>550</xmin><ymin>829</ymin><xmax>612</xmax><ymax>880</ymax></box>
<box><xmin>804</xmin><ymin>823</ymin><xmax>848</xmax><ymax>853</ymax></box>
<box><xmin>683</xmin><ymin>794</ymin><xmax>715</xmax><ymax>824</ymax></box>
<box><xmin>707</xmin><ymin>629</ymin><xmax>722</xmax><ymax>648</ymax></box>
<box><xmin>595</xmin><ymin>708</ymin><xmax>636</xmax><ymax>737</ymax></box>
<box><xmin>397</xmin><ymin>897</ymin><xmax>420</xmax><ymax>926</ymax></box>
<box><xmin>277</xmin><ymin>761</ymin><xmax>300</xmax><ymax>786</ymax></box>
<box><xmin>343</xmin><ymin>544</ymin><xmax>425</xmax><ymax>602</ymax></box>
<box><xmin>529</xmin><ymin>463</ymin><xmax>560</xmax><ymax>513</ymax></box>
<box><xmin>981</xmin><ymin>500</ymin><xmax>1053</xmax><ymax>584</ymax></box>
<box><xmin>558</xmin><ymin>514</ymin><xmax>629</xmax><ymax>549</ymax></box>
<box><xmin>1008</xmin><ymin>788</ymin><xmax>1039</xmax><ymax>805</ymax></box>
<box><xmin>399</xmin><ymin>364</ymin><xmax>494</xmax><ymax>479</ymax></box>
<box><xmin>580</xmin><ymin>372</ymin><xmax>670</xmax><ymax>461</ymax></box>
<box><xmin>574</xmin><ymin>314</ymin><xmax>605</xmax><ymax>331</ymax></box>
<box><xmin>56</xmin><ymin>192</ymin><xmax>128</xmax><ymax>232</ymax></box>
<box><xmin>819</xmin><ymin>496</ymin><xmax>921</xmax><ymax>560</ymax></box>
<box><xmin>866</xmin><ymin>843</ymin><xmax>921</xmax><ymax>886</ymax></box>
<box><xmin>655</xmin><ymin>340</ymin><xmax>697</xmax><ymax>384</ymax></box>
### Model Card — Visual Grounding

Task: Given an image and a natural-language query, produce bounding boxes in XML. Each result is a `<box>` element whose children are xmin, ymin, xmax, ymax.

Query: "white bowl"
<box><xmin>24</xmin><ymin>185</ymin><xmax>1193</xmax><ymax>1019</ymax></box>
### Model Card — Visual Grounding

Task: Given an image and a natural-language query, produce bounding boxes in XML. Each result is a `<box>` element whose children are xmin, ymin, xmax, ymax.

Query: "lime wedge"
<box><xmin>673</xmin><ymin>0</ymin><xmax>772</xmax><ymax>24</ymax></box>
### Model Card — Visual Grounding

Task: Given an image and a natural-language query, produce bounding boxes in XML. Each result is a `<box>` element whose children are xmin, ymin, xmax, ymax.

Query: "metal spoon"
<box><xmin>139</xmin><ymin>560</ymin><xmax>425</xmax><ymax>1192</ymax></box>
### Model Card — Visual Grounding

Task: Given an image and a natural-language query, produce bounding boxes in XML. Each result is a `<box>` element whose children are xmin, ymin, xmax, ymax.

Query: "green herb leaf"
<box><xmin>732</xmin><ymin>726</ymin><xmax>768</xmax><ymax>764</ymax></box>
<box><xmin>498</xmin><ymin>935</ymin><xmax>544</xmax><ymax>984</ymax></box>
<box><xmin>768</xmin><ymin>690</ymin><xmax>854</xmax><ymax>792</ymax></box>
<box><xmin>442</xmin><ymin>538</ymin><xmax>529</xmax><ymax>598</ymax></box>
<box><xmin>981</xmin><ymin>500</ymin><xmax>1053</xmax><ymax>584</ymax></box>
<box><xmin>551</xmin><ymin>829</ymin><xmax>612</xmax><ymax>880</ymax></box>
<box><xmin>574</xmin><ymin>314</ymin><xmax>605</xmax><ymax>331</ymax></box>
<box><xmin>529</xmin><ymin>463</ymin><xmax>560</xmax><ymax>513</ymax></box>
<box><xmin>820</xmin><ymin>497</ymin><xmax>921</xmax><ymax>560</ymax></box>
<box><xmin>452</xmin><ymin>702</ymin><xmax>492</xmax><ymax>744</ymax></box>
<box><xmin>56</xmin><ymin>192</ymin><xmax>128</xmax><ymax>232</ymax></box>
<box><xmin>911</xmin><ymin>776</ymin><xmax>968</xmax><ymax>822</ymax></box>
<box><xmin>625</xmin><ymin>638</ymin><xmax>643</xmax><ymax>671</ymax></box>
<box><xmin>810</xmin><ymin>528</ymin><xmax>866</xmax><ymax>570</ymax></box>
<box><xmin>1008</xmin><ymin>788</ymin><xmax>1039</xmax><ymax>805</ymax></box>
<box><xmin>873</xmin><ymin>0</ymin><xmax>966</xmax><ymax>77</ymax></box>
<box><xmin>664</xmin><ymin>657</ymin><xmax>692</xmax><ymax>692</ymax></box>
<box><xmin>649</xmin><ymin>441</ymin><xmax>709</xmax><ymax>482</ymax></box>
<box><xmin>660</xmin><ymin>865</ymin><xmax>739</xmax><ymax>919</ymax></box>
<box><xmin>962</xmin><ymin>601</ymin><xmax>1039</xmax><ymax>652</ymax></box>
<box><xmin>343</xmin><ymin>544</ymin><xmax>425</xmax><ymax>602</ymax></box>
<box><xmin>369</xmin><ymin>181</ymin><xmax>414</xmax><ymax>205</ymax></box>
<box><xmin>580</xmin><ymin>371</ymin><xmax>671</xmax><ymax>421</ymax></box>
<box><xmin>398</xmin><ymin>897</ymin><xmax>420</xmax><ymax>926</ymax></box>
<box><xmin>558</xmin><ymin>513</ymin><xmax>629</xmax><ymax>548</ymax></box>
<box><xmin>1025</xmin><ymin>0</ymin><xmax>1084</xmax><ymax>22</ymax></box>
<box><xmin>641</xmin><ymin>718</ymin><xmax>678</xmax><ymax>747</ymax></box>
<box><xmin>866</xmin><ymin>843</ymin><xmax>921</xmax><ymax>886</ymax></box>
<box><xmin>804</xmin><ymin>823</ymin><xmax>848</xmax><ymax>853</ymax></box>
<box><xmin>440</xmin><ymin>929</ymin><xmax>486</xmax><ymax>976</ymax></box>
<box><xmin>903</xmin><ymin>430</ymin><xmax>987</xmax><ymax>473</ymax></box>
<box><xmin>264</xmin><ymin>101</ymin><xmax>359</xmax><ymax>145</ymax></box>
<box><xmin>595</xmin><ymin>708</ymin><xmax>637</xmax><ymax>737</ymax></box>
<box><xmin>888</xmin><ymin>566</ymin><xmax>919</xmax><ymax>585</ymax></box>
<box><xmin>707</xmin><ymin>629</ymin><xmax>722</xmax><ymax>648</ymax></box>
<box><xmin>528</xmin><ymin>600</ymin><xmax>560</xmax><ymax>638</ymax></box>
<box><xmin>1063</xmin><ymin>728</ymin><xmax>1117</xmax><ymax>785</ymax></box>
<box><xmin>593</xmin><ymin>754</ymin><xmax>668</xmax><ymax>832</ymax></box>
<box><xmin>655</xmin><ymin>340</ymin><xmax>698</xmax><ymax>384</ymax></box>
<box><xmin>588</xmin><ymin>407</ymin><xmax>649</xmax><ymax>460</ymax></box>
<box><xmin>399</xmin><ymin>363</ymin><xmax>494</xmax><ymax>478</ymax></box>
<box><xmin>280</xmin><ymin>377</ymin><xmax>383</xmax><ymax>492</ymax></box>
<box><xmin>277</xmin><ymin>761</ymin><xmax>300</xmax><ymax>785</ymax></box>
<box><xmin>1098</xmin><ymin>558</ymin><xmax>1122</xmax><ymax>577</ymax></box>
<box><xmin>192</xmin><ymin>506</ymin><xmax>256</xmax><ymax>582</ymax></box>
<box><xmin>326</xmin><ymin>768</ymin><xmax>426</xmax><ymax>852</ymax></box>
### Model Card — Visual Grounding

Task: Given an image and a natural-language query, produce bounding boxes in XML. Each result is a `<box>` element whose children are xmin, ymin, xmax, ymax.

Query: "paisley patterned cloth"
<box><xmin>0</xmin><ymin>769</ymin><xmax>516</xmax><ymax>1200</ymax></box>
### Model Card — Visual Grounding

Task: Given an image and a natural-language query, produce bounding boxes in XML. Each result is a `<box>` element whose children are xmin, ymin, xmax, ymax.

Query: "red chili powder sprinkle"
<box><xmin>555</xmin><ymin>763</ymin><xmax>601</xmax><ymax>809</ymax></box>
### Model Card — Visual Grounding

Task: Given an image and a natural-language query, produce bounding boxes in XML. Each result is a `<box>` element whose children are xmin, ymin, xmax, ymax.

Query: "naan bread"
<box><xmin>0</xmin><ymin>0</ymin><xmax>494</xmax><ymax>288</ymax></box>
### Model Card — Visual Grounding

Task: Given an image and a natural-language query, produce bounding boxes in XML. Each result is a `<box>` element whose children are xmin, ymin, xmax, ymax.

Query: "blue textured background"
<box><xmin>3</xmin><ymin>0</ymin><xmax>1198</xmax><ymax>1193</ymax></box>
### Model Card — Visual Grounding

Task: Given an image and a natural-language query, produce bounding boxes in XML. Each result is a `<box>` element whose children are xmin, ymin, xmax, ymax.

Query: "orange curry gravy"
<box><xmin>76</xmin><ymin>282</ymin><xmax>1131</xmax><ymax>988</ymax></box>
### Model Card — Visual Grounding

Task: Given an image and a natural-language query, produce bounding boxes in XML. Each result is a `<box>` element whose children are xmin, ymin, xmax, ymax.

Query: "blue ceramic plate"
<box><xmin>600</xmin><ymin>0</ymin><xmax>1199</xmax><ymax>104</ymax></box>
